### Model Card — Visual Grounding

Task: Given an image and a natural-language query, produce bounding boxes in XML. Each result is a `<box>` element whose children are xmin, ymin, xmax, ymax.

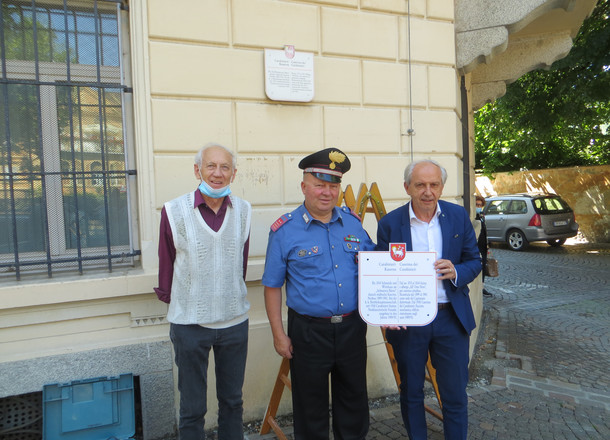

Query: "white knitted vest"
<box><xmin>165</xmin><ymin>192</ymin><xmax>251</xmax><ymax>325</ymax></box>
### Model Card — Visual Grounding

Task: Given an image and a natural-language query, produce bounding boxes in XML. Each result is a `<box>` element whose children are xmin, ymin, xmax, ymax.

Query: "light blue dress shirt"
<box><xmin>262</xmin><ymin>204</ymin><xmax>375</xmax><ymax>317</ymax></box>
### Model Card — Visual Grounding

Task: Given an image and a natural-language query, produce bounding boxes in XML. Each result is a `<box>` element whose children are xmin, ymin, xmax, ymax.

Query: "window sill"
<box><xmin>0</xmin><ymin>268</ymin><xmax>157</xmax><ymax>311</ymax></box>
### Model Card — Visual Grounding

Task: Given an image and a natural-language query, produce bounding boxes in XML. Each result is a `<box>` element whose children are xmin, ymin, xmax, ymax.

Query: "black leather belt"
<box><xmin>437</xmin><ymin>302</ymin><xmax>451</xmax><ymax>310</ymax></box>
<box><xmin>296</xmin><ymin>310</ymin><xmax>355</xmax><ymax>324</ymax></box>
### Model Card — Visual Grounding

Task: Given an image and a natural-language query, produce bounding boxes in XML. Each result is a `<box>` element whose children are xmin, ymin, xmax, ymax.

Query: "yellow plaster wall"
<box><xmin>146</xmin><ymin>0</ymin><xmax>464</xmax><ymax>252</ymax></box>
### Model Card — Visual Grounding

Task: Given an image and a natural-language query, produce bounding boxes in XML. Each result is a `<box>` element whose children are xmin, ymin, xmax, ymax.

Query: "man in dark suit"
<box><xmin>376</xmin><ymin>159</ymin><xmax>481</xmax><ymax>440</ymax></box>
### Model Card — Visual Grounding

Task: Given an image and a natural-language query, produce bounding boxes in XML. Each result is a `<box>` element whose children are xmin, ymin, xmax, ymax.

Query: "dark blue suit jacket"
<box><xmin>376</xmin><ymin>200</ymin><xmax>482</xmax><ymax>335</ymax></box>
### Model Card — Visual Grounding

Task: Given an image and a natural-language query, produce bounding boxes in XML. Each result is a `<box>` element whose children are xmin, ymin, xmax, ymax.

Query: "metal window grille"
<box><xmin>0</xmin><ymin>0</ymin><xmax>140</xmax><ymax>280</ymax></box>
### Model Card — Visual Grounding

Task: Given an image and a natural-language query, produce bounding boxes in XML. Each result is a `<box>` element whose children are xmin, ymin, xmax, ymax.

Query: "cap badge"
<box><xmin>328</xmin><ymin>150</ymin><xmax>346</xmax><ymax>170</ymax></box>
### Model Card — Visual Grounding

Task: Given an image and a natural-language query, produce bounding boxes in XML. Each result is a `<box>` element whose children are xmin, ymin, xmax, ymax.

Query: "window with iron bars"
<box><xmin>0</xmin><ymin>0</ymin><xmax>140</xmax><ymax>280</ymax></box>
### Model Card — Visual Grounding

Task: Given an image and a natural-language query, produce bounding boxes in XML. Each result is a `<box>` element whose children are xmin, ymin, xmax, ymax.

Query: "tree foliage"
<box><xmin>475</xmin><ymin>0</ymin><xmax>610</xmax><ymax>173</ymax></box>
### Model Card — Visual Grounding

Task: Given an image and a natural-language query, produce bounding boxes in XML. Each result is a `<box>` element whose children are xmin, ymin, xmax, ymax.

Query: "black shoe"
<box><xmin>482</xmin><ymin>289</ymin><xmax>492</xmax><ymax>297</ymax></box>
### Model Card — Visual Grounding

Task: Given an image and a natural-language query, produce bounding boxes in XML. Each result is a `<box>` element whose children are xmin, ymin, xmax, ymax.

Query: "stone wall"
<box><xmin>475</xmin><ymin>165</ymin><xmax>610</xmax><ymax>243</ymax></box>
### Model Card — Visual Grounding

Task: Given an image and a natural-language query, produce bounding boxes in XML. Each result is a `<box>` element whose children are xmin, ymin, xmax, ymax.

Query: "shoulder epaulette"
<box><xmin>270</xmin><ymin>214</ymin><xmax>292</xmax><ymax>232</ymax></box>
<box><xmin>342</xmin><ymin>206</ymin><xmax>362</xmax><ymax>222</ymax></box>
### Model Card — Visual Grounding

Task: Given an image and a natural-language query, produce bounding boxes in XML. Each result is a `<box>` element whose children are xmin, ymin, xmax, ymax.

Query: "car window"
<box><xmin>533</xmin><ymin>197</ymin><xmax>572</xmax><ymax>214</ymax></box>
<box><xmin>485</xmin><ymin>200</ymin><xmax>511</xmax><ymax>214</ymax></box>
<box><xmin>507</xmin><ymin>200</ymin><xmax>528</xmax><ymax>214</ymax></box>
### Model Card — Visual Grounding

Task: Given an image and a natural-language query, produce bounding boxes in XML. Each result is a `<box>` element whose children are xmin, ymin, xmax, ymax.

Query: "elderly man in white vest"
<box><xmin>155</xmin><ymin>143</ymin><xmax>252</xmax><ymax>440</ymax></box>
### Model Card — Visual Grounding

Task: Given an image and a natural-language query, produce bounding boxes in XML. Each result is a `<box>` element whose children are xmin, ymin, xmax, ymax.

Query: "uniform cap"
<box><xmin>298</xmin><ymin>148</ymin><xmax>351</xmax><ymax>183</ymax></box>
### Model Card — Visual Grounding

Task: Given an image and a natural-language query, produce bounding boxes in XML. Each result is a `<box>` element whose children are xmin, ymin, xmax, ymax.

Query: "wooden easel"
<box><xmin>259</xmin><ymin>183</ymin><xmax>443</xmax><ymax>438</ymax></box>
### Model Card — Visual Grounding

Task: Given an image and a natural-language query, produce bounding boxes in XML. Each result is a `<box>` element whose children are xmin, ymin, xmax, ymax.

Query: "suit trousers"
<box><xmin>170</xmin><ymin>320</ymin><xmax>248</xmax><ymax>440</ymax></box>
<box><xmin>386</xmin><ymin>307</ymin><xmax>470</xmax><ymax>440</ymax></box>
<box><xmin>288</xmin><ymin>309</ymin><xmax>369</xmax><ymax>440</ymax></box>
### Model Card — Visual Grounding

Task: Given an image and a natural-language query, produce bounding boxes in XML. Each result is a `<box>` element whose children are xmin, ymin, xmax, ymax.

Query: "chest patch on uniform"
<box><xmin>271</xmin><ymin>214</ymin><xmax>291</xmax><ymax>232</ymax></box>
<box><xmin>344</xmin><ymin>234</ymin><xmax>360</xmax><ymax>243</ymax></box>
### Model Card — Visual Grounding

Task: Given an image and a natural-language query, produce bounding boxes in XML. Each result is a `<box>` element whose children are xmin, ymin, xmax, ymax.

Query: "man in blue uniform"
<box><xmin>262</xmin><ymin>148</ymin><xmax>374</xmax><ymax>440</ymax></box>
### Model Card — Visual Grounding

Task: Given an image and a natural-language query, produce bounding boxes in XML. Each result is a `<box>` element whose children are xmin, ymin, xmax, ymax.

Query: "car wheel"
<box><xmin>546</xmin><ymin>238</ymin><xmax>567</xmax><ymax>247</ymax></box>
<box><xmin>506</xmin><ymin>229</ymin><xmax>528</xmax><ymax>251</ymax></box>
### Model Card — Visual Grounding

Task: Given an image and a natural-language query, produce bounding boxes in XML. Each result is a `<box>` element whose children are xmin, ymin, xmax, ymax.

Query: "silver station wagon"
<box><xmin>483</xmin><ymin>194</ymin><xmax>579</xmax><ymax>251</ymax></box>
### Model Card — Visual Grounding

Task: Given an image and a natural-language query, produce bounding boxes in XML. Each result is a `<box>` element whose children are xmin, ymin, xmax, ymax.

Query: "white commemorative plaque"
<box><xmin>264</xmin><ymin>46</ymin><xmax>314</xmax><ymax>102</ymax></box>
<box><xmin>358</xmin><ymin>244</ymin><xmax>438</xmax><ymax>326</ymax></box>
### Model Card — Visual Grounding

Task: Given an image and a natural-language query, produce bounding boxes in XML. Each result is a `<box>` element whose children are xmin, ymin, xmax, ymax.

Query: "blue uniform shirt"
<box><xmin>262</xmin><ymin>204</ymin><xmax>375</xmax><ymax>317</ymax></box>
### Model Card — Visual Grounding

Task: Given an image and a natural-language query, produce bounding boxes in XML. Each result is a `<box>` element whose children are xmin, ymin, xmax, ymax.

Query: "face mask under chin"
<box><xmin>198</xmin><ymin>180</ymin><xmax>231</xmax><ymax>198</ymax></box>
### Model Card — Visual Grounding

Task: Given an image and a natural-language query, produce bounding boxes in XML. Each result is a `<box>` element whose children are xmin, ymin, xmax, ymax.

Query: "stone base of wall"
<box><xmin>0</xmin><ymin>340</ymin><xmax>176</xmax><ymax>440</ymax></box>
<box><xmin>476</xmin><ymin>165</ymin><xmax>610</xmax><ymax>243</ymax></box>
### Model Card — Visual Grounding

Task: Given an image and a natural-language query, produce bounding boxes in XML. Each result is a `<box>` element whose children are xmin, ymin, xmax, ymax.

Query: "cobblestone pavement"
<box><xmin>231</xmin><ymin>241</ymin><xmax>610</xmax><ymax>440</ymax></box>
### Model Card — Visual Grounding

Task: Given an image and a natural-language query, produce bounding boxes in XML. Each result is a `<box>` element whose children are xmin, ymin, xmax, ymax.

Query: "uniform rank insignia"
<box><xmin>271</xmin><ymin>214</ymin><xmax>291</xmax><ymax>232</ymax></box>
<box><xmin>344</xmin><ymin>235</ymin><xmax>360</xmax><ymax>243</ymax></box>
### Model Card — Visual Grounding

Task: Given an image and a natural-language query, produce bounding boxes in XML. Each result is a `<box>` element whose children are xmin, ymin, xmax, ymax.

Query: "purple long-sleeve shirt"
<box><xmin>154</xmin><ymin>190</ymin><xmax>250</xmax><ymax>304</ymax></box>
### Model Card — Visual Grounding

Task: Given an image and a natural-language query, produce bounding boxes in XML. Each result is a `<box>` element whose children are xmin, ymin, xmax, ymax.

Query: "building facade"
<box><xmin>0</xmin><ymin>1</ymin><xmax>597</xmax><ymax>438</ymax></box>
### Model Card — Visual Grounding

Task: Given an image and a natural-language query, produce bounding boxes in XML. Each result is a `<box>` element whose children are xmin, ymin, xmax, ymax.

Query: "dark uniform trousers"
<box><xmin>288</xmin><ymin>308</ymin><xmax>369</xmax><ymax>440</ymax></box>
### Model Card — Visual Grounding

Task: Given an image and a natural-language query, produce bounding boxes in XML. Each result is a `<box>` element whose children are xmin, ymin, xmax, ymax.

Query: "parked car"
<box><xmin>483</xmin><ymin>193</ymin><xmax>578</xmax><ymax>251</ymax></box>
